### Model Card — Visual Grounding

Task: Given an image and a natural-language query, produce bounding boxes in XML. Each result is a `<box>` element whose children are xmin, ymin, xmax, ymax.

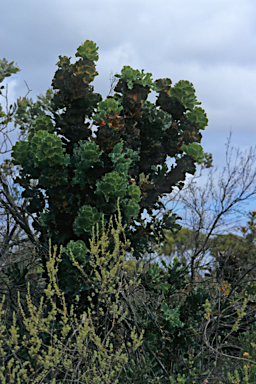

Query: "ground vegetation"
<box><xmin>0</xmin><ymin>46</ymin><xmax>256</xmax><ymax>383</ymax></box>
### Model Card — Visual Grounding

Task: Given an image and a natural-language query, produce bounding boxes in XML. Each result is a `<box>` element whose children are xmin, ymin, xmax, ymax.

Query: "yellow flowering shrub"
<box><xmin>0</xmin><ymin>207</ymin><xmax>144</xmax><ymax>383</ymax></box>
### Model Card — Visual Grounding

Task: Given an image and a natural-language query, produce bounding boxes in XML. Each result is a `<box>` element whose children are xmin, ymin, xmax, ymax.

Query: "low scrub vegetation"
<box><xmin>1</xmin><ymin>207</ymin><xmax>256</xmax><ymax>383</ymax></box>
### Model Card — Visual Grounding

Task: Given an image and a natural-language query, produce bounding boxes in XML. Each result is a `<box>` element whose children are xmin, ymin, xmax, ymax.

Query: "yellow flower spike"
<box><xmin>0</xmin><ymin>198</ymin><xmax>144</xmax><ymax>382</ymax></box>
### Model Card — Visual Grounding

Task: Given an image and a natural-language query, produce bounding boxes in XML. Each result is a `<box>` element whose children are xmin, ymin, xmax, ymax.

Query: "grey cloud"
<box><xmin>1</xmin><ymin>0</ymin><xmax>256</xmax><ymax>176</ymax></box>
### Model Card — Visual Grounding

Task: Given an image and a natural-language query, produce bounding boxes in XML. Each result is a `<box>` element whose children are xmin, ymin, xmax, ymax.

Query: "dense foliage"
<box><xmin>0</xmin><ymin>209</ymin><xmax>145</xmax><ymax>383</ymax></box>
<box><xmin>10</xmin><ymin>40</ymin><xmax>211</xmax><ymax>308</ymax></box>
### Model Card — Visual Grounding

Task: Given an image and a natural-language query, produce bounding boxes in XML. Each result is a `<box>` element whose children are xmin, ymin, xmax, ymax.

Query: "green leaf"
<box><xmin>160</xmin><ymin>301</ymin><xmax>184</xmax><ymax>327</ymax></box>
<box><xmin>161</xmin><ymin>260</ymin><xmax>168</xmax><ymax>269</ymax></box>
<box><xmin>142</xmin><ymin>100</ymin><xmax>172</xmax><ymax>131</ymax></box>
<box><xmin>11</xmin><ymin>141</ymin><xmax>29</xmax><ymax>165</ymax></box>
<box><xmin>121</xmin><ymin>199</ymin><xmax>140</xmax><ymax>219</ymax></box>
<box><xmin>28</xmin><ymin>115</ymin><xmax>55</xmax><ymax>139</ymax></box>
<box><xmin>0</xmin><ymin>58</ymin><xmax>20</xmax><ymax>83</ymax></box>
<box><xmin>108</xmin><ymin>141</ymin><xmax>139</xmax><ymax>175</ymax></box>
<box><xmin>180</xmin><ymin>142</ymin><xmax>206</xmax><ymax>164</ymax></box>
<box><xmin>56</xmin><ymin>55</ymin><xmax>71</xmax><ymax>68</ymax></box>
<box><xmin>31</xmin><ymin>130</ymin><xmax>69</xmax><ymax>168</ymax></box>
<box><xmin>72</xmin><ymin>141</ymin><xmax>103</xmax><ymax>188</ymax></box>
<box><xmin>115</xmin><ymin>65</ymin><xmax>156</xmax><ymax>90</ymax></box>
<box><xmin>96</xmin><ymin>171</ymin><xmax>127</xmax><ymax>202</ymax></box>
<box><xmin>170</xmin><ymin>80</ymin><xmax>201</xmax><ymax>111</ymax></box>
<box><xmin>75</xmin><ymin>60</ymin><xmax>98</xmax><ymax>84</ymax></box>
<box><xmin>155</xmin><ymin>78</ymin><xmax>172</xmax><ymax>93</ymax></box>
<box><xmin>186</xmin><ymin>106</ymin><xmax>208</xmax><ymax>130</ymax></box>
<box><xmin>0</xmin><ymin>105</ymin><xmax>5</xmax><ymax>119</ymax></box>
<box><xmin>148</xmin><ymin>263</ymin><xmax>162</xmax><ymax>282</ymax></box>
<box><xmin>160</xmin><ymin>281</ymin><xmax>171</xmax><ymax>292</ymax></box>
<box><xmin>93</xmin><ymin>98</ymin><xmax>123</xmax><ymax>122</ymax></box>
<box><xmin>73</xmin><ymin>205</ymin><xmax>102</xmax><ymax>236</ymax></box>
<box><xmin>160</xmin><ymin>301</ymin><xmax>169</xmax><ymax>313</ymax></box>
<box><xmin>75</xmin><ymin>141</ymin><xmax>102</xmax><ymax>168</ymax></box>
<box><xmin>64</xmin><ymin>240</ymin><xmax>90</xmax><ymax>264</ymax></box>
<box><xmin>127</xmin><ymin>185</ymin><xmax>141</xmax><ymax>202</ymax></box>
<box><xmin>75</xmin><ymin>40</ymin><xmax>99</xmax><ymax>61</ymax></box>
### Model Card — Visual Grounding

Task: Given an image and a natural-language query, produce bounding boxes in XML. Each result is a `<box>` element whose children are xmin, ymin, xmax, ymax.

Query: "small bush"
<box><xmin>0</xmin><ymin>206</ymin><xmax>144</xmax><ymax>383</ymax></box>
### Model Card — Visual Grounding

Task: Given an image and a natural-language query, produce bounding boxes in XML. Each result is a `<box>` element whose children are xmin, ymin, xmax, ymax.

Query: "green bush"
<box><xmin>10</xmin><ymin>39</ymin><xmax>211</xmax><ymax>314</ymax></box>
<box><xmin>0</xmin><ymin>207</ymin><xmax>144</xmax><ymax>383</ymax></box>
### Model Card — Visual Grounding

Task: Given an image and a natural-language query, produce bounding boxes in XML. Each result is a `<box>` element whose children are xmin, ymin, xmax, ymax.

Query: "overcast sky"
<box><xmin>2</xmin><ymin>0</ymin><xmax>256</xmax><ymax>230</ymax></box>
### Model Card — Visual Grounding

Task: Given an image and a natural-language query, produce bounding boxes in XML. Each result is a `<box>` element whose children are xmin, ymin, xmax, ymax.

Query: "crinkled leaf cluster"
<box><xmin>73</xmin><ymin>205</ymin><xmax>103</xmax><ymax>236</ymax></box>
<box><xmin>180</xmin><ymin>142</ymin><xmax>206</xmax><ymax>164</ymax></box>
<box><xmin>96</xmin><ymin>171</ymin><xmax>128</xmax><ymax>203</ymax></box>
<box><xmin>186</xmin><ymin>106</ymin><xmax>208</xmax><ymax>130</ymax></box>
<box><xmin>169</xmin><ymin>80</ymin><xmax>201</xmax><ymax>111</ymax></box>
<box><xmin>72</xmin><ymin>141</ymin><xmax>103</xmax><ymax>189</ymax></box>
<box><xmin>108</xmin><ymin>141</ymin><xmax>139</xmax><ymax>175</ymax></box>
<box><xmin>64</xmin><ymin>239</ymin><xmax>90</xmax><ymax>264</ymax></box>
<box><xmin>115</xmin><ymin>65</ymin><xmax>156</xmax><ymax>90</ymax></box>
<box><xmin>75</xmin><ymin>40</ymin><xmax>99</xmax><ymax>61</ymax></box>
<box><xmin>12</xmin><ymin>116</ymin><xmax>68</xmax><ymax>168</ymax></box>
<box><xmin>32</xmin><ymin>130</ymin><xmax>69</xmax><ymax>168</ymax></box>
<box><xmin>28</xmin><ymin>115</ymin><xmax>55</xmax><ymax>139</ymax></box>
<box><xmin>93</xmin><ymin>98</ymin><xmax>123</xmax><ymax>122</ymax></box>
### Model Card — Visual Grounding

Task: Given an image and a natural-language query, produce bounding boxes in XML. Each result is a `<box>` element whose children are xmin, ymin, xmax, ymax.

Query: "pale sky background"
<box><xmin>2</xmin><ymin>0</ymin><xmax>256</xmax><ymax>237</ymax></box>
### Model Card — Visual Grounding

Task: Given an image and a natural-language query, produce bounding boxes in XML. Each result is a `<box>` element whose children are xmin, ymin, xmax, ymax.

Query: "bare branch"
<box><xmin>159</xmin><ymin>132</ymin><xmax>256</xmax><ymax>280</ymax></box>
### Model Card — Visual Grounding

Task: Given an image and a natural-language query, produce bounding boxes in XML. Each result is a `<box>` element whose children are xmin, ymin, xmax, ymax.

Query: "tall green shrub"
<box><xmin>11</xmin><ymin>40</ymin><xmax>211</xmax><ymax>310</ymax></box>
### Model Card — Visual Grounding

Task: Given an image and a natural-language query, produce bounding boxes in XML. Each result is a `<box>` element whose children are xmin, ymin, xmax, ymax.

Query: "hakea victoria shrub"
<box><xmin>10</xmin><ymin>39</ymin><xmax>212</xmax><ymax>308</ymax></box>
